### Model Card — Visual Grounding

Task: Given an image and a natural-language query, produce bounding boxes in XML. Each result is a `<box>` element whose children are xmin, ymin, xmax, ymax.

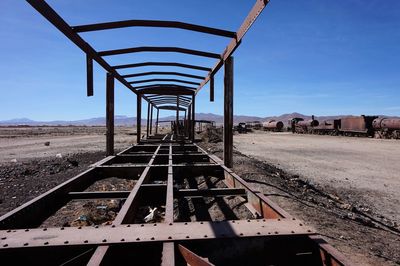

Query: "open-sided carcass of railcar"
<box><xmin>311</xmin><ymin>119</ymin><xmax>341</xmax><ymax>135</ymax></box>
<box><xmin>372</xmin><ymin>117</ymin><xmax>400</xmax><ymax>139</ymax></box>
<box><xmin>290</xmin><ymin>116</ymin><xmax>319</xmax><ymax>134</ymax></box>
<box><xmin>263</xmin><ymin>120</ymin><xmax>284</xmax><ymax>132</ymax></box>
<box><xmin>246</xmin><ymin>121</ymin><xmax>262</xmax><ymax>130</ymax></box>
<box><xmin>339</xmin><ymin>115</ymin><xmax>377</xmax><ymax>137</ymax></box>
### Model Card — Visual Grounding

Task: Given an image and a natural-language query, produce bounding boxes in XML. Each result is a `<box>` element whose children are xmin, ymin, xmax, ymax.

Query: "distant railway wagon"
<box><xmin>263</xmin><ymin>120</ymin><xmax>284</xmax><ymax>132</ymax></box>
<box><xmin>312</xmin><ymin>119</ymin><xmax>341</xmax><ymax>135</ymax></box>
<box><xmin>290</xmin><ymin>117</ymin><xmax>319</xmax><ymax>134</ymax></box>
<box><xmin>339</xmin><ymin>115</ymin><xmax>377</xmax><ymax>137</ymax></box>
<box><xmin>373</xmin><ymin>118</ymin><xmax>400</xmax><ymax>139</ymax></box>
<box><xmin>246</xmin><ymin>121</ymin><xmax>262</xmax><ymax>130</ymax></box>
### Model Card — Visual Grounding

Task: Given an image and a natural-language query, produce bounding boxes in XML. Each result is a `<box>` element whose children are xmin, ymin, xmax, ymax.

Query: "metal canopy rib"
<box><xmin>72</xmin><ymin>19</ymin><xmax>236</xmax><ymax>38</ymax></box>
<box><xmin>134</xmin><ymin>84</ymin><xmax>197</xmax><ymax>91</ymax></box>
<box><xmin>122</xmin><ymin>72</ymin><xmax>204</xmax><ymax>80</ymax></box>
<box><xmin>130</xmin><ymin>79</ymin><xmax>200</xmax><ymax>86</ymax></box>
<box><xmin>112</xmin><ymin>62</ymin><xmax>211</xmax><ymax>71</ymax></box>
<box><xmin>98</xmin><ymin>46</ymin><xmax>221</xmax><ymax>58</ymax></box>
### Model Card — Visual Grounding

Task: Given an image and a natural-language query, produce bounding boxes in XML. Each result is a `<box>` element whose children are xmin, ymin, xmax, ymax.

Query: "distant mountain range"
<box><xmin>0</xmin><ymin>113</ymin><xmax>395</xmax><ymax>126</ymax></box>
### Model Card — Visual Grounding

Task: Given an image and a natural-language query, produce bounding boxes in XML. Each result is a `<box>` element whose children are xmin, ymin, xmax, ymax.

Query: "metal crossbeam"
<box><xmin>98</xmin><ymin>46</ymin><xmax>220</xmax><ymax>58</ymax></box>
<box><xmin>72</xmin><ymin>19</ymin><xmax>236</xmax><ymax>38</ymax></box>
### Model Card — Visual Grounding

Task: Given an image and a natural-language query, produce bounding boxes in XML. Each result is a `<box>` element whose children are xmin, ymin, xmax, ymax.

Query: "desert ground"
<box><xmin>0</xmin><ymin>126</ymin><xmax>399</xmax><ymax>265</ymax></box>
<box><xmin>234</xmin><ymin>131</ymin><xmax>400</xmax><ymax>223</ymax></box>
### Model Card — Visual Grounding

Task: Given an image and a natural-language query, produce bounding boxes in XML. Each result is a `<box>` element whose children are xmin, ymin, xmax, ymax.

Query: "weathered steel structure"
<box><xmin>0</xmin><ymin>1</ymin><xmax>350</xmax><ymax>265</ymax></box>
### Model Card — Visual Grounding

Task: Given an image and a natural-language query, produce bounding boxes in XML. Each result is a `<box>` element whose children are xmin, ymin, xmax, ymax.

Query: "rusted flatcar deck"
<box><xmin>0</xmin><ymin>134</ymin><xmax>349</xmax><ymax>265</ymax></box>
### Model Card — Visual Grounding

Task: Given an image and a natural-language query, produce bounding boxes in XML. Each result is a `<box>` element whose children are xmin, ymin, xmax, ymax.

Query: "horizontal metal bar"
<box><xmin>122</xmin><ymin>72</ymin><xmax>204</xmax><ymax>80</ymax></box>
<box><xmin>98</xmin><ymin>46</ymin><xmax>220</xmax><ymax>58</ymax></box>
<box><xmin>134</xmin><ymin>84</ymin><xmax>197</xmax><ymax>90</ymax></box>
<box><xmin>157</xmin><ymin>105</ymin><xmax>187</xmax><ymax>111</ymax></box>
<box><xmin>0</xmin><ymin>219</ymin><xmax>315</xmax><ymax>249</ymax></box>
<box><xmin>113</xmin><ymin>62</ymin><xmax>211</xmax><ymax>71</ymax></box>
<box><xmin>72</xmin><ymin>19</ymin><xmax>236</xmax><ymax>38</ymax></box>
<box><xmin>130</xmin><ymin>78</ymin><xmax>200</xmax><ymax>86</ymax></box>
<box><xmin>175</xmin><ymin>188</ymin><xmax>247</xmax><ymax>198</ymax></box>
<box><xmin>68</xmin><ymin>191</ymin><xmax>129</xmax><ymax>200</ymax></box>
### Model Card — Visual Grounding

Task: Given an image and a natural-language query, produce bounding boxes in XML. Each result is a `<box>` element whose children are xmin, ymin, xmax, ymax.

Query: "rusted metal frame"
<box><xmin>161</xmin><ymin>144</ymin><xmax>175</xmax><ymax>266</ymax></box>
<box><xmin>130</xmin><ymin>78</ymin><xmax>201</xmax><ymax>86</ymax></box>
<box><xmin>176</xmin><ymin>96</ymin><xmax>180</xmax><ymax>135</ymax></box>
<box><xmin>0</xmin><ymin>219</ymin><xmax>315</xmax><ymax>249</ymax></box>
<box><xmin>86</xmin><ymin>54</ymin><xmax>93</xmax><ymax>96</ymax></box>
<box><xmin>150</xmin><ymin>98</ymin><xmax>191</xmax><ymax>105</ymax></box>
<box><xmin>135</xmin><ymin>84</ymin><xmax>197</xmax><ymax>91</ymax></box>
<box><xmin>106</xmin><ymin>72</ymin><xmax>115</xmax><ymax>156</ymax></box>
<box><xmin>223</xmin><ymin>56</ymin><xmax>233</xmax><ymax>167</ymax></box>
<box><xmin>87</xmin><ymin>144</ymin><xmax>162</xmax><ymax>264</ymax></box>
<box><xmin>122</xmin><ymin>71</ymin><xmax>204</xmax><ymax>80</ymax></box>
<box><xmin>137</xmin><ymin>94</ymin><xmax>142</xmax><ymax>143</ymax></box>
<box><xmin>191</xmin><ymin>96</ymin><xmax>196</xmax><ymax>141</ymax></box>
<box><xmin>147</xmin><ymin>94</ymin><xmax>191</xmax><ymax>101</ymax></box>
<box><xmin>0</xmin><ymin>155</ymin><xmax>118</xmax><ymax>229</ymax></box>
<box><xmin>178</xmin><ymin>244</ymin><xmax>215</xmax><ymax>266</ymax></box>
<box><xmin>146</xmin><ymin>101</ymin><xmax>151</xmax><ymax>139</ymax></box>
<box><xmin>113</xmin><ymin>62</ymin><xmax>211</xmax><ymax>72</ymax></box>
<box><xmin>98</xmin><ymin>46</ymin><xmax>220</xmax><ymax>59</ymax></box>
<box><xmin>156</xmin><ymin>105</ymin><xmax>187</xmax><ymax>112</ymax></box>
<box><xmin>156</xmin><ymin>108</ymin><xmax>159</xmax><ymax>134</ymax></box>
<box><xmin>194</xmin><ymin>144</ymin><xmax>349</xmax><ymax>265</ymax></box>
<box><xmin>150</xmin><ymin>104</ymin><xmax>154</xmax><ymax>135</ymax></box>
<box><xmin>209</xmin><ymin>75</ymin><xmax>214</xmax><ymax>102</ymax></box>
<box><xmin>72</xmin><ymin>19</ymin><xmax>236</xmax><ymax>38</ymax></box>
<box><xmin>188</xmin><ymin>103</ymin><xmax>192</xmax><ymax>138</ymax></box>
<box><xmin>68</xmin><ymin>191</ymin><xmax>129</xmax><ymax>200</ymax></box>
<box><xmin>195</xmin><ymin>0</ymin><xmax>270</xmax><ymax>94</ymax></box>
<box><xmin>176</xmin><ymin>188</ymin><xmax>246</xmax><ymax>198</ymax></box>
<box><xmin>139</xmin><ymin>87</ymin><xmax>195</xmax><ymax>96</ymax></box>
<box><xmin>151</xmin><ymin>101</ymin><xmax>190</xmax><ymax>108</ymax></box>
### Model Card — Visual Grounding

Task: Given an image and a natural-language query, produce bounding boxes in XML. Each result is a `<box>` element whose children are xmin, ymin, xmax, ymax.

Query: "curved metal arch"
<box><xmin>129</xmin><ymin>79</ymin><xmax>200</xmax><ymax>86</ymax></box>
<box><xmin>150</xmin><ymin>98</ymin><xmax>190</xmax><ymax>105</ymax></box>
<box><xmin>134</xmin><ymin>84</ymin><xmax>197</xmax><ymax>91</ymax></box>
<box><xmin>150</xmin><ymin>100</ymin><xmax>190</xmax><ymax>107</ymax></box>
<box><xmin>112</xmin><ymin>62</ymin><xmax>211</xmax><ymax>72</ymax></box>
<box><xmin>122</xmin><ymin>72</ymin><xmax>204</xmax><ymax>80</ymax></box>
<box><xmin>72</xmin><ymin>19</ymin><xmax>236</xmax><ymax>38</ymax></box>
<box><xmin>147</xmin><ymin>95</ymin><xmax>191</xmax><ymax>100</ymax></box>
<box><xmin>98</xmin><ymin>46</ymin><xmax>220</xmax><ymax>58</ymax></box>
<box><xmin>138</xmin><ymin>87</ymin><xmax>195</xmax><ymax>96</ymax></box>
<box><xmin>156</xmin><ymin>105</ymin><xmax>187</xmax><ymax>111</ymax></box>
<box><xmin>150</xmin><ymin>97</ymin><xmax>191</xmax><ymax>103</ymax></box>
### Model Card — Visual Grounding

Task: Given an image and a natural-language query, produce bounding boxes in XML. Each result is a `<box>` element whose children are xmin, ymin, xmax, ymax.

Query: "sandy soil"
<box><xmin>234</xmin><ymin>131</ymin><xmax>400</xmax><ymax>223</ymax></box>
<box><xmin>0</xmin><ymin>126</ymin><xmax>138</xmax><ymax>163</ymax></box>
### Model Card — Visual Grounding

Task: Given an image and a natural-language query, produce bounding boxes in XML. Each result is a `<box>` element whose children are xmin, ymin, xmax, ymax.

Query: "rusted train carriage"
<box><xmin>312</xmin><ymin>119</ymin><xmax>341</xmax><ymax>135</ymax></box>
<box><xmin>373</xmin><ymin>118</ymin><xmax>400</xmax><ymax>139</ymax></box>
<box><xmin>339</xmin><ymin>115</ymin><xmax>377</xmax><ymax>137</ymax></box>
<box><xmin>263</xmin><ymin>120</ymin><xmax>284</xmax><ymax>132</ymax></box>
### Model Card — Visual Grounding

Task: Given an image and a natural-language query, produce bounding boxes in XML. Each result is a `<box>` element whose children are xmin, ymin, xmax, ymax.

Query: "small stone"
<box><xmin>10</xmin><ymin>159</ymin><xmax>17</xmax><ymax>163</ymax></box>
<box><xmin>44</xmin><ymin>141</ymin><xmax>50</xmax><ymax>146</ymax></box>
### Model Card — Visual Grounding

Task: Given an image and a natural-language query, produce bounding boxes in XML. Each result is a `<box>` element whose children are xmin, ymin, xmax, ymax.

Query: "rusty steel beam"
<box><xmin>195</xmin><ymin>0</ymin><xmax>270</xmax><ymax>94</ymax></box>
<box><xmin>137</xmin><ymin>95</ymin><xmax>142</xmax><ymax>143</ymax></box>
<box><xmin>86</xmin><ymin>54</ymin><xmax>93</xmax><ymax>96</ymax></box>
<box><xmin>157</xmin><ymin>105</ymin><xmax>186</xmax><ymax>111</ymax></box>
<box><xmin>138</xmin><ymin>87</ymin><xmax>195</xmax><ymax>96</ymax></box>
<box><xmin>130</xmin><ymin>78</ymin><xmax>200</xmax><ymax>86</ymax></box>
<box><xmin>123</xmin><ymin>72</ymin><xmax>204</xmax><ymax>80</ymax></box>
<box><xmin>98</xmin><ymin>46</ymin><xmax>220</xmax><ymax>59</ymax></box>
<box><xmin>106</xmin><ymin>73</ymin><xmax>115</xmax><ymax>156</ymax></box>
<box><xmin>72</xmin><ymin>19</ymin><xmax>236</xmax><ymax>38</ymax></box>
<box><xmin>134</xmin><ymin>84</ymin><xmax>197</xmax><ymax>91</ymax></box>
<box><xmin>178</xmin><ymin>245</ymin><xmax>215</xmax><ymax>266</ymax></box>
<box><xmin>223</xmin><ymin>57</ymin><xmax>233</xmax><ymax>167</ymax></box>
<box><xmin>113</xmin><ymin>62</ymin><xmax>211</xmax><ymax>72</ymax></box>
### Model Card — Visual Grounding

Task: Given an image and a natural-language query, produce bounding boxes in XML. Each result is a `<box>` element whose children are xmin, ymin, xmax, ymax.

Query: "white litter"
<box><xmin>144</xmin><ymin>207</ymin><xmax>157</xmax><ymax>223</ymax></box>
<box><xmin>55</xmin><ymin>153</ymin><xmax>62</xmax><ymax>158</ymax></box>
<box><xmin>10</xmin><ymin>159</ymin><xmax>17</xmax><ymax>163</ymax></box>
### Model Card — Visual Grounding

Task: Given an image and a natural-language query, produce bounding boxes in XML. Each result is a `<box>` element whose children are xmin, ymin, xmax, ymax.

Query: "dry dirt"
<box><xmin>233</xmin><ymin>131</ymin><xmax>400</xmax><ymax>223</ymax></box>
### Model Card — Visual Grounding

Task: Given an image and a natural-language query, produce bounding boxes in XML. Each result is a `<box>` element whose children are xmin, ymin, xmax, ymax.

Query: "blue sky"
<box><xmin>0</xmin><ymin>0</ymin><xmax>399</xmax><ymax>121</ymax></box>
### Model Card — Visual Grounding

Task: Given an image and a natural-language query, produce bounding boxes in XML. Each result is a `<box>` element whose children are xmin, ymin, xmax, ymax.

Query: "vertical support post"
<box><xmin>146</xmin><ymin>102</ymin><xmax>150</xmax><ymax>139</ymax></box>
<box><xmin>150</xmin><ymin>105</ymin><xmax>153</xmax><ymax>136</ymax></box>
<box><xmin>106</xmin><ymin>72</ymin><xmax>114</xmax><ymax>156</ymax></box>
<box><xmin>191</xmin><ymin>95</ymin><xmax>195</xmax><ymax>142</ymax></box>
<box><xmin>86</xmin><ymin>54</ymin><xmax>93</xmax><ymax>97</ymax></box>
<box><xmin>137</xmin><ymin>95</ymin><xmax>142</xmax><ymax>143</ymax></box>
<box><xmin>224</xmin><ymin>56</ymin><xmax>234</xmax><ymax>168</ymax></box>
<box><xmin>210</xmin><ymin>75</ymin><xmax>214</xmax><ymax>102</ymax></box>
<box><xmin>187</xmin><ymin>104</ymin><xmax>192</xmax><ymax>138</ymax></box>
<box><xmin>176</xmin><ymin>96</ymin><xmax>180</xmax><ymax>135</ymax></box>
<box><xmin>156</xmin><ymin>108</ymin><xmax>159</xmax><ymax>134</ymax></box>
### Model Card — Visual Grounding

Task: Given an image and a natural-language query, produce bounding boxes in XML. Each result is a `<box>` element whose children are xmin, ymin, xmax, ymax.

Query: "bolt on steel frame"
<box><xmin>0</xmin><ymin>0</ymin><xmax>351</xmax><ymax>265</ymax></box>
